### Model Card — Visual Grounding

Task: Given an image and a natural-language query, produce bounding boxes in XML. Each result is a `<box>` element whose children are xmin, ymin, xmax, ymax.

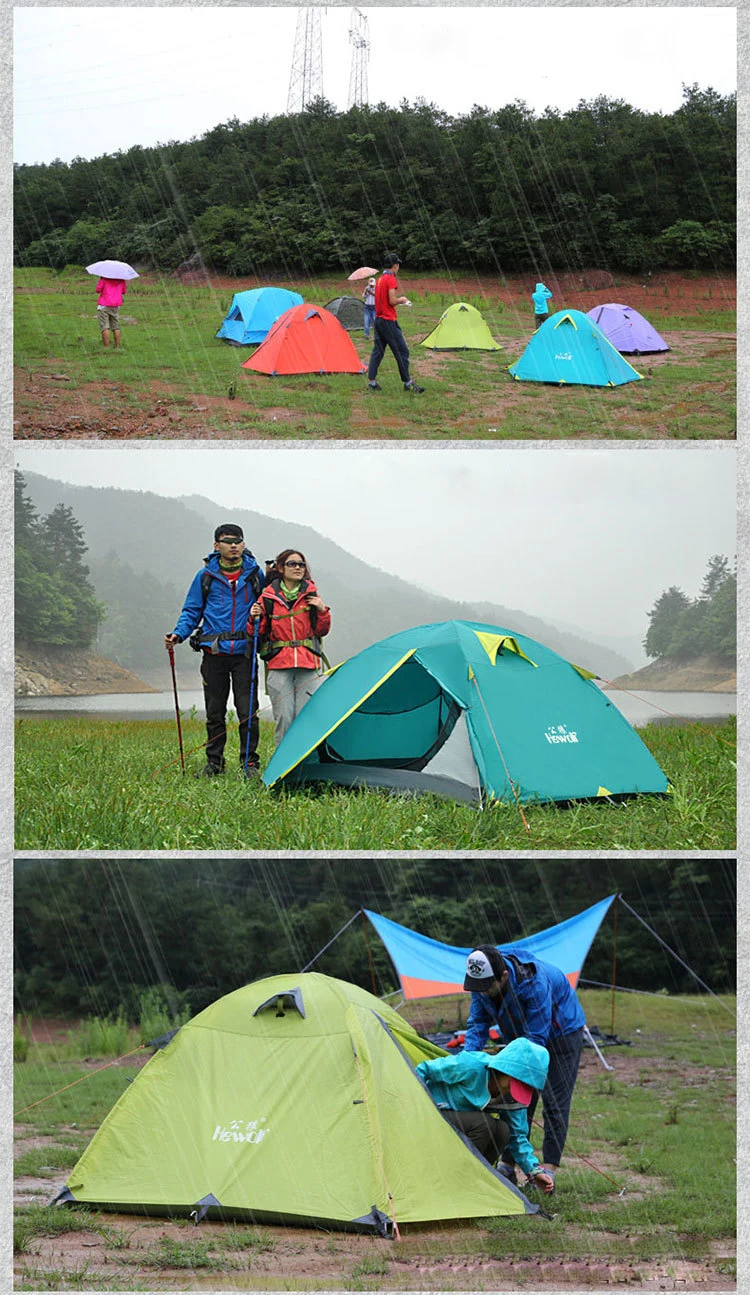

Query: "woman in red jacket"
<box><xmin>250</xmin><ymin>549</ymin><xmax>332</xmax><ymax>746</ymax></box>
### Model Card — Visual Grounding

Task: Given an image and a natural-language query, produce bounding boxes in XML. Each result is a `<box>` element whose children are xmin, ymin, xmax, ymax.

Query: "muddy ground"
<box><xmin>14</xmin><ymin>1037</ymin><xmax>736</xmax><ymax>1292</ymax></box>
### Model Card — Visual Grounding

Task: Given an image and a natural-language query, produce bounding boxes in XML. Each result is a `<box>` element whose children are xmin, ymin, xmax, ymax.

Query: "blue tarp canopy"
<box><xmin>364</xmin><ymin>896</ymin><xmax>616</xmax><ymax>999</ymax></box>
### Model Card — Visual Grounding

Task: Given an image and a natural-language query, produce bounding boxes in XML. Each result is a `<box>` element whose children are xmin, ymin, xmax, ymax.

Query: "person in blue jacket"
<box><xmin>165</xmin><ymin>524</ymin><xmax>264</xmax><ymax>777</ymax></box>
<box><xmin>531</xmin><ymin>282</ymin><xmax>553</xmax><ymax>328</ymax></box>
<box><xmin>463</xmin><ymin>944</ymin><xmax>586</xmax><ymax>1188</ymax></box>
<box><xmin>416</xmin><ymin>1037</ymin><xmax>555</xmax><ymax>1195</ymax></box>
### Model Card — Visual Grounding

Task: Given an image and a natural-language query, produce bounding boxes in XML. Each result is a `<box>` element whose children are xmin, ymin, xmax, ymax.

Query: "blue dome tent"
<box><xmin>509</xmin><ymin>310</ymin><xmax>644</xmax><ymax>387</ymax></box>
<box><xmin>216</xmin><ymin>287</ymin><xmax>304</xmax><ymax>345</ymax></box>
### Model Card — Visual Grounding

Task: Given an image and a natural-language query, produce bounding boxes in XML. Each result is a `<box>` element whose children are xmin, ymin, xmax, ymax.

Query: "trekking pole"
<box><xmin>244</xmin><ymin>619</ymin><xmax>260</xmax><ymax>775</ymax></box>
<box><xmin>166</xmin><ymin>641</ymin><xmax>186</xmax><ymax>776</ymax></box>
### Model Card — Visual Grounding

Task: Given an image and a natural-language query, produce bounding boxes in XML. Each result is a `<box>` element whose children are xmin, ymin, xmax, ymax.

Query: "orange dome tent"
<box><xmin>242</xmin><ymin>304</ymin><xmax>367</xmax><ymax>376</ymax></box>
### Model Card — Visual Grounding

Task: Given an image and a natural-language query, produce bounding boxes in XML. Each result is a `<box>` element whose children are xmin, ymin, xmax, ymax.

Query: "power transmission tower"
<box><xmin>287</xmin><ymin>8</ymin><xmax>324</xmax><ymax>113</ymax></box>
<box><xmin>347</xmin><ymin>8</ymin><xmax>370</xmax><ymax>109</ymax></box>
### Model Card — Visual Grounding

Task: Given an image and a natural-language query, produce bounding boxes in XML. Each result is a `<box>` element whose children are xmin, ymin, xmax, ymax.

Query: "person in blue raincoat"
<box><xmin>165</xmin><ymin>524</ymin><xmax>265</xmax><ymax>778</ymax></box>
<box><xmin>416</xmin><ymin>1037</ymin><xmax>556</xmax><ymax>1194</ymax></box>
<box><xmin>531</xmin><ymin>282</ymin><xmax>553</xmax><ymax>328</ymax></box>
<box><xmin>462</xmin><ymin>944</ymin><xmax>586</xmax><ymax>1190</ymax></box>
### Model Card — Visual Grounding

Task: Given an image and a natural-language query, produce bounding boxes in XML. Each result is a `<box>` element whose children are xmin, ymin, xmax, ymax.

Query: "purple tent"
<box><xmin>587</xmin><ymin>303</ymin><xmax>669</xmax><ymax>355</ymax></box>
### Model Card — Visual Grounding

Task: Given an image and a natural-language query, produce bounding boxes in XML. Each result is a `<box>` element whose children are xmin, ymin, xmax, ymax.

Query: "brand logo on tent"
<box><xmin>544</xmin><ymin>724</ymin><xmax>579</xmax><ymax>745</ymax></box>
<box><xmin>212</xmin><ymin>1117</ymin><xmax>270</xmax><ymax>1145</ymax></box>
<box><xmin>554</xmin><ymin>352</ymin><xmax>573</xmax><ymax>361</ymax></box>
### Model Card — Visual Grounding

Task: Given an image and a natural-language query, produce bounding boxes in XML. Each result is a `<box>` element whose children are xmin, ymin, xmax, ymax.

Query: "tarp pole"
<box><xmin>618</xmin><ymin>897</ymin><xmax>735</xmax><ymax>1015</ymax></box>
<box><xmin>583</xmin><ymin>1023</ymin><xmax>614</xmax><ymax>1072</ymax></box>
<box><xmin>299</xmin><ymin>910</ymin><xmax>363</xmax><ymax>973</ymax></box>
<box><xmin>361</xmin><ymin>911</ymin><xmax>379</xmax><ymax>997</ymax></box>
<box><xmin>610</xmin><ymin>894</ymin><xmax>620</xmax><ymax>1036</ymax></box>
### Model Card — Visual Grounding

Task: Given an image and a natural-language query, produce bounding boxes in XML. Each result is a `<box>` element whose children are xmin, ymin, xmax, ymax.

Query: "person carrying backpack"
<box><xmin>250</xmin><ymin>548</ymin><xmax>331</xmax><ymax>746</ymax></box>
<box><xmin>164</xmin><ymin>524</ymin><xmax>264</xmax><ymax>777</ymax></box>
<box><xmin>462</xmin><ymin>944</ymin><xmax>586</xmax><ymax>1191</ymax></box>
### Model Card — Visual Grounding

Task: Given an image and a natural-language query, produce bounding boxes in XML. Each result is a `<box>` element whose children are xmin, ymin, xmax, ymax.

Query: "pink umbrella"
<box><xmin>347</xmin><ymin>266</ymin><xmax>378</xmax><ymax>281</ymax></box>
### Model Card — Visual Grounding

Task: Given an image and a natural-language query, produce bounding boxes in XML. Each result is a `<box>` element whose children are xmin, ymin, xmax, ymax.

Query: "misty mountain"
<box><xmin>21</xmin><ymin>472</ymin><xmax>636</xmax><ymax>684</ymax></box>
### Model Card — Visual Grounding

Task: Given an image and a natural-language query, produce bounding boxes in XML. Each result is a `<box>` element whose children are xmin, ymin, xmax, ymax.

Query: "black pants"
<box><xmin>368</xmin><ymin>318</ymin><xmax>411</xmax><ymax>384</ymax></box>
<box><xmin>200</xmin><ymin>651</ymin><xmax>259</xmax><ymax>768</ymax></box>
<box><xmin>525</xmin><ymin>1028</ymin><xmax>583</xmax><ymax>1166</ymax></box>
<box><xmin>443</xmin><ymin>1109</ymin><xmax>510</xmax><ymax>1165</ymax></box>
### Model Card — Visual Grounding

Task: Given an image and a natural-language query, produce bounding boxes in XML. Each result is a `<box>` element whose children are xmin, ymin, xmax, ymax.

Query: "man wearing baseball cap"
<box><xmin>416</xmin><ymin>1037</ymin><xmax>555</xmax><ymax>1194</ymax></box>
<box><xmin>366</xmin><ymin>253</ymin><xmax>425</xmax><ymax>394</ymax></box>
<box><xmin>462</xmin><ymin>944</ymin><xmax>586</xmax><ymax>1191</ymax></box>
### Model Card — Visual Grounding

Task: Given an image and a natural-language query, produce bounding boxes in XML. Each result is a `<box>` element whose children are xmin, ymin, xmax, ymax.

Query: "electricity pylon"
<box><xmin>347</xmin><ymin>8</ymin><xmax>370</xmax><ymax>109</ymax></box>
<box><xmin>287</xmin><ymin>8</ymin><xmax>324</xmax><ymax>113</ymax></box>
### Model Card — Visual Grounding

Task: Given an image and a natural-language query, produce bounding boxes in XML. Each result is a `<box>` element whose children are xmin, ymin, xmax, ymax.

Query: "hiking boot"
<box><xmin>495</xmin><ymin>1162</ymin><xmax>518</xmax><ymax>1186</ymax></box>
<box><xmin>404</xmin><ymin>381</ymin><xmax>425</xmax><ymax>393</ymax></box>
<box><xmin>195</xmin><ymin>761</ymin><xmax>225</xmax><ymax>778</ymax></box>
<box><xmin>367</xmin><ymin>381</ymin><xmax>382</xmax><ymax>392</ymax></box>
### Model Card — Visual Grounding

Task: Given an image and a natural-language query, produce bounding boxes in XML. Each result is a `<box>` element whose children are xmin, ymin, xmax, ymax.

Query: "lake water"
<box><xmin>14</xmin><ymin>687</ymin><xmax>736</xmax><ymax>727</ymax></box>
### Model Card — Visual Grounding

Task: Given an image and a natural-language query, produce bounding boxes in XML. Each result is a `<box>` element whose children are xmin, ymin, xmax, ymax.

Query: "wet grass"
<box><xmin>14</xmin><ymin>713</ymin><xmax>736</xmax><ymax>850</ymax></box>
<box><xmin>14</xmin><ymin>268</ymin><xmax>735</xmax><ymax>438</ymax></box>
<box><xmin>13</xmin><ymin>993</ymin><xmax>735</xmax><ymax>1290</ymax></box>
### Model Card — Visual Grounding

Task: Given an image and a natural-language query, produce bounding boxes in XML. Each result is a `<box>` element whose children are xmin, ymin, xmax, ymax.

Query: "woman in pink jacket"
<box><xmin>95</xmin><ymin>277</ymin><xmax>128</xmax><ymax>350</ymax></box>
<box><xmin>250</xmin><ymin>549</ymin><xmax>332</xmax><ymax>746</ymax></box>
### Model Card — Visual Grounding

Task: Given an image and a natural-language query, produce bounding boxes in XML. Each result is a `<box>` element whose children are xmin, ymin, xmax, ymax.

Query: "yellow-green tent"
<box><xmin>56</xmin><ymin>973</ymin><xmax>540</xmax><ymax>1232</ymax></box>
<box><xmin>421</xmin><ymin>302</ymin><xmax>501</xmax><ymax>351</ymax></box>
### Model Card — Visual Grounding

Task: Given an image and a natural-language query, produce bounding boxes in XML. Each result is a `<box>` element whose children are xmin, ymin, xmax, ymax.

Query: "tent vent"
<box><xmin>253</xmin><ymin>987</ymin><xmax>306</xmax><ymax>1019</ymax></box>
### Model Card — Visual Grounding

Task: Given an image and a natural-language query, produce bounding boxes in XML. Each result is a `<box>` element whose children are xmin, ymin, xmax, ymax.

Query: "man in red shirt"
<box><xmin>367</xmin><ymin>254</ymin><xmax>424</xmax><ymax>393</ymax></box>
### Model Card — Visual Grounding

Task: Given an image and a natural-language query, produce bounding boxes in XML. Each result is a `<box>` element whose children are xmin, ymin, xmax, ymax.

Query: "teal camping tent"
<box><xmin>509</xmin><ymin>310</ymin><xmax>644</xmax><ymax>387</ymax></box>
<box><xmin>262</xmin><ymin>621</ymin><xmax>669</xmax><ymax>805</ymax></box>
<box><xmin>216</xmin><ymin>288</ymin><xmax>304</xmax><ymax>345</ymax></box>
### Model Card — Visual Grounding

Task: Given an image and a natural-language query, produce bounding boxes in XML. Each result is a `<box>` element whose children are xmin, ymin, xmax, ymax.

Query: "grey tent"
<box><xmin>324</xmin><ymin>297</ymin><xmax>366</xmax><ymax>331</ymax></box>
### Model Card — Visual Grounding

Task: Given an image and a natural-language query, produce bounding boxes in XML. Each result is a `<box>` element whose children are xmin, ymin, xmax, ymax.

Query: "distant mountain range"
<box><xmin>21</xmin><ymin>472</ymin><xmax>637</xmax><ymax>685</ymax></box>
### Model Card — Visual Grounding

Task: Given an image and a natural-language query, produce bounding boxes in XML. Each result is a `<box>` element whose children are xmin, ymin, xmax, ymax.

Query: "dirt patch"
<box><xmin>13</xmin><ymin>1217</ymin><xmax>736</xmax><ymax>1290</ymax></box>
<box><xmin>15</xmin><ymin>644</ymin><xmax>156</xmax><ymax>698</ymax></box>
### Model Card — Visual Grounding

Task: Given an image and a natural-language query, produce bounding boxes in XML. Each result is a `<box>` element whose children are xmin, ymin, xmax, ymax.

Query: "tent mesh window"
<box><xmin>319</xmin><ymin>660</ymin><xmax>462</xmax><ymax>770</ymax></box>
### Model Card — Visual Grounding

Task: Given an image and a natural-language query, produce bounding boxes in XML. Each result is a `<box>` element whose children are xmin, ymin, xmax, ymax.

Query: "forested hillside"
<box><xmin>13</xmin><ymin>859</ymin><xmax>735</xmax><ymax>1017</ymax></box>
<box><xmin>20</xmin><ymin>472</ymin><xmax>637</xmax><ymax>684</ymax></box>
<box><xmin>14</xmin><ymin>87</ymin><xmax>735</xmax><ymax>275</ymax></box>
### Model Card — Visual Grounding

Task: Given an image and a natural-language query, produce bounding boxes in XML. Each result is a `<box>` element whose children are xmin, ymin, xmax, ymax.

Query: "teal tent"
<box><xmin>216</xmin><ymin>288</ymin><xmax>304</xmax><ymax>345</ymax></box>
<box><xmin>262</xmin><ymin>621</ymin><xmax>669</xmax><ymax>805</ymax></box>
<box><xmin>509</xmin><ymin>310</ymin><xmax>644</xmax><ymax>387</ymax></box>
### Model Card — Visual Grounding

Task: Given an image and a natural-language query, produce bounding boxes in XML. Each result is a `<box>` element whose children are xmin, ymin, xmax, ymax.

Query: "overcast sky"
<box><xmin>14</xmin><ymin>7</ymin><xmax>736</xmax><ymax>166</ymax></box>
<box><xmin>14</xmin><ymin>443</ymin><xmax>736</xmax><ymax>642</ymax></box>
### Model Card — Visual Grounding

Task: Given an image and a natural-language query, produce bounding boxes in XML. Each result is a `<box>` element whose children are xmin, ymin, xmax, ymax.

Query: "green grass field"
<box><xmin>14</xmin><ymin>714</ymin><xmax>735</xmax><ymax>850</ymax></box>
<box><xmin>13</xmin><ymin>992</ymin><xmax>736</xmax><ymax>1290</ymax></box>
<box><xmin>14</xmin><ymin>268</ymin><xmax>736</xmax><ymax>438</ymax></box>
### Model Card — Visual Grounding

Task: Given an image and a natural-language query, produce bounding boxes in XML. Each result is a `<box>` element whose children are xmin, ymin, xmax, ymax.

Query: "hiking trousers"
<box><xmin>200</xmin><ymin>651</ymin><xmax>259</xmax><ymax>769</ymax></box>
<box><xmin>266</xmin><ymin>667</ymin><xmax>320</xmax><ymax>745</ymax></box>
<box><xmin>442</xmin><ymin>1109</ymin><xmax>510</xmax><ymax>1165</ymax></box>
<box><xmin>368</xmin><ymin>318</ymin><xmax>411</xmax><ymax>384</ymax></box>
<box><xmin>527</xmin><ymin>1027</ymin><xmax>584</xmax><ymax>1166</ymax></box>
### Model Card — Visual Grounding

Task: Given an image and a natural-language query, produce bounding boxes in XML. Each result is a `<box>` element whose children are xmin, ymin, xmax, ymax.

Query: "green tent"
<box><xmin>56</xmin><ymin>974</ymin><xmax>538</xmax><ymax>1231</ymax></box>
<box><xmin>262</xmin><ymin>621</ymin><xmax>669</xmax><ymax>805</ymax></box>
<box><xmin>421</xmin><ymin>302</ymin><xmax>501</xmax><ymax>351</ymax></box>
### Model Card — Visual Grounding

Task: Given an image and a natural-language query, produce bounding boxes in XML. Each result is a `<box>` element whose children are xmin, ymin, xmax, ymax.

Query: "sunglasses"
<box><xmin>218</xmin><ymin>537</ymin><xmax>242</xmax><ymax>545</ymax></box>
<box><xmin>285</xmin><ymin>560</ymin><xmax>305</xmax><ymax>568</ymax></box>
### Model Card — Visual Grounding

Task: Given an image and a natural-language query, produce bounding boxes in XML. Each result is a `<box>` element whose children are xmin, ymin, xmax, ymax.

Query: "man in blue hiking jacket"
<box><xmin>165</xmin><ymin>524</ymin><xmax>265</xmax><ymax>777</ymax></box>
<box><xmin>463</xmin><ymin>944</ymin><xmax>585</xmax><ymax>1190</ymax></box>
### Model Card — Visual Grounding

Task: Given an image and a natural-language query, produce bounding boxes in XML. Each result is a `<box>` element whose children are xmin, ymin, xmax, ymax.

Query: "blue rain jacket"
<box><xmin>532</xmin><ymin>283</ymin><xmax>553</xmax><ymax>314</ymax></box>
<box><xmin>416</xmin><ymin>1038</ymin><xmax>549</xmax><ymax>1176</ymax></box>
<box><xmin>463</xmin><ymin>947</ymin><xmax>585</xmax><ymax>1051</ymax></box>
<box><xmin>172</xmin><ymin>550</ymin><xmax>264</xmax><ymax>656</ymax></box>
